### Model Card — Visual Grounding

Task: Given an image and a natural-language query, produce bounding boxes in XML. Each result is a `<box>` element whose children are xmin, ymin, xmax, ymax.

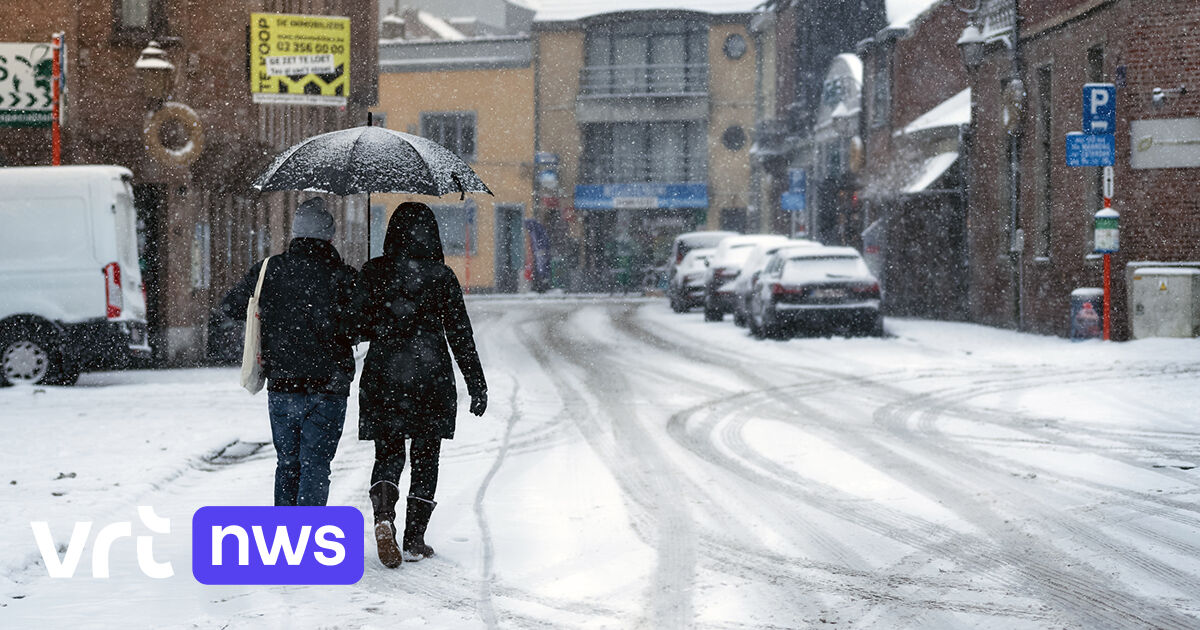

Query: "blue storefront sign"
<box><xmin>1066</xmin><ymin>132</ymin><xmax>1115</xmax><ymax>167</ymax></box>
<box><xmin>574</xmin><ymin>183</ymin><xmax>707</xmax><ymax>210</ymax></box>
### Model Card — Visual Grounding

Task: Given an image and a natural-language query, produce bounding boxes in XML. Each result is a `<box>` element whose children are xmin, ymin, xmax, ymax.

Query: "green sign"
<box><xmin>0</xmin><ymin>42</ymin><xmax>54</xmax><ymax>128</ymax></box>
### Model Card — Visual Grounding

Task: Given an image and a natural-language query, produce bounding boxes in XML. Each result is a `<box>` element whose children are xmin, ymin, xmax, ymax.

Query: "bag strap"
<box><xmin>252</xmin><ymin>256</ymin><xmax>272</xmax><ymax>300</ymax></box>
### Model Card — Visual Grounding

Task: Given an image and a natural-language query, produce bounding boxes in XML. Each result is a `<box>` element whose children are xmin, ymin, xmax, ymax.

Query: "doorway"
<box><xmin>494</xmin><ymin>204</ymin><xmax>524</xmax><ymax>293</ymax></box>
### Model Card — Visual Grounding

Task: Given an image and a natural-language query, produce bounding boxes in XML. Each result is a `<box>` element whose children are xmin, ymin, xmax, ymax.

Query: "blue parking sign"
<box><xmin>1082</xmin><ymin>83</ymin><xmax>1116</xmax><ymax>135</ymax></box>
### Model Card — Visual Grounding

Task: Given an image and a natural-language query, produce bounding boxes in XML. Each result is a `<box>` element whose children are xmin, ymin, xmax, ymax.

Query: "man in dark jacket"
<box><xmin>221</xmin><ymin>197</ymin><xmax>360</xmax><ymax>506</ymax></box>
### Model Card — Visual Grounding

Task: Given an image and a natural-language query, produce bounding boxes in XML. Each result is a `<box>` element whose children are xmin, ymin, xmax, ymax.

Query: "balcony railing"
<box><xmin>581</xmin><ymin>154</ymin><xmax>705</xmax><ymax>185</ymax></box>
<box><xmin>579</xmin><ymin>63</ymin><xmax>709</xmax><ymax>98</ymax></box>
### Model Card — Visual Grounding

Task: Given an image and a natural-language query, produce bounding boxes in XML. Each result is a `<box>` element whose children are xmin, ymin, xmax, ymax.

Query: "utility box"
<box><xmin>1128</xmin><ymin>267</ymin><xmax>1200</xmax><ymax>339</ymax></box>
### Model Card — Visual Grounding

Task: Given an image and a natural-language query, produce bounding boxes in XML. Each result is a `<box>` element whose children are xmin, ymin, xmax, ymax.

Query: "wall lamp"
<box><xmin>1151</xmin><ymin>85</ymin><xmax>1187</xmax><ymax>109</ymax></box>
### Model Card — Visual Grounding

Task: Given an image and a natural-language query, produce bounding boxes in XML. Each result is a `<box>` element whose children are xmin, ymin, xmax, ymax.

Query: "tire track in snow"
<box><xmin>621</xmin><ymin>304</ymin><xmax>1200</xmax><ymax>628</ymax></box>
<box><xmin>515</xmin><ymin>303</ymin><xmax>698</xmax><ymax>629</ymax></box>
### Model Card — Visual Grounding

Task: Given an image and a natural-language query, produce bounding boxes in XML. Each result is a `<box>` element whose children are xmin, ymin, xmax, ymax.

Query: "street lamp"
<box><xmin>956</xmin><ymin>25</ymin><xmax>985</xmax><ymax>71</ymax></box>
<box><xmin>135</xmin><ymin>41</ymin><xmax>175</xmax><ymax>103</ymax></box>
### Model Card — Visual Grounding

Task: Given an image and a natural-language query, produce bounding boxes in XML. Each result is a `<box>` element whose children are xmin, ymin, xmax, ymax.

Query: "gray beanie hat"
<box><xmin>292</xmin><ymin>197</ymin><xmax>335</xmax><ymax>241</ymax></box>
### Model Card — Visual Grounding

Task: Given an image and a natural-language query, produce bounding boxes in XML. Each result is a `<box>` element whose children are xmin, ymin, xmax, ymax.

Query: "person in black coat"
<box><xmin>220</xmin><ymin>197</ymin><xmax>360</xmax><ymax>507</ymax></box>
<box><xmin>359</xmin><ymin>201</ymin><xmax>487</xmax><ymax>567</ymax></box>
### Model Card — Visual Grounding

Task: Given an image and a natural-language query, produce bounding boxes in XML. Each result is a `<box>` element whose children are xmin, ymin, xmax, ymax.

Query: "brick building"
<box><xmin>964</xmin><ymin>0</ymin><xmax>1200</xmax><ymax>338</ymax></box>
<box><xmin>0</xmin><ymin>1</ymin><xmax>378</xmax><ymax>363</ymax></box>
<box><xmin>857</xmin><ymin>1</ymin><xmax>971</xmax><ymax>320</ymax></box>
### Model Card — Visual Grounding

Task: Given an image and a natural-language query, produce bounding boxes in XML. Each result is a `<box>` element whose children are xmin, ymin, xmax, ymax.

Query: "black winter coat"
<box><xmin>358</xmin><ymin>204</ymin><xmax>486</xmax><ymax>440</ymax></box>
<box><xmin>220</xmin><ymin>238</ymin><xmax>360</xmax><ymax>395</ymax></box>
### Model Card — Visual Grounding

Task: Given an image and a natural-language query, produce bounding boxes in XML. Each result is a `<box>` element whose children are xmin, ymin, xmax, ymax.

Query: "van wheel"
<box><xmin>0</xmin><ymin>325</ymin><xmax>74</xmax><ymax>386</ymax></box>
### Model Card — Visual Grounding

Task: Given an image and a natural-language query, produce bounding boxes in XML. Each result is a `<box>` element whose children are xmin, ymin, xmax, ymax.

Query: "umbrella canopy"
<box><xmin>252</xmin><ymin>125</ymin><xmax>492</xmax><ymax>197</ymax></box>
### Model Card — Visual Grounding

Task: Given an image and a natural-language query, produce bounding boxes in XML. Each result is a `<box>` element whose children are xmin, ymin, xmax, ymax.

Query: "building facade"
<box><xmin>373</xmin><ymin>34</ymin><xmax>535</xmax><ymax>292</ymax></box>
<box><xmin>532</xmin><ymin>4</ymin><xmax>763</xmax><ymax>290</ymax></box>
<box><xmin>0</xmin><ymin>0</ymin><xmax>378</xmax><ymax>363</ymax></box>
<box><xmin>964</xmin><ymin>0</ymin><xmax>1200</xmax><ymax>338</ymax></box>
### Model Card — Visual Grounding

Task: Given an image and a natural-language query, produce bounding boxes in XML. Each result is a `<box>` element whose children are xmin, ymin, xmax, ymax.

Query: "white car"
<box><xmin>667</xmin><ymin>230</ymin><xmax>736</xmax><ymax>289</ymax></box>
<box><xmin>669</xmin><ymin>248</ymin><xmax>716</xmax><ymax>312</ymax></box>
<box><xmin>701</xmin><ymin>234</ymin><xmax>791</xmax><ymax>322</ymax></box>
<box><xmin>0</xmin><ymin>166</ymin><xmax>151</xmax><ymax>385</ymax></box>
<box><xmin>749</xmin><ymin>245</ymin><xmax>883</xmax><ymax>339</ymax></box>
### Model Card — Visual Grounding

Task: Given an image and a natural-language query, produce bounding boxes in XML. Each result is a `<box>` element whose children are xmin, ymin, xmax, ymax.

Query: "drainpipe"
<box><xmin>1009</xmin><ymin>0</ymin><xmax>1024</xmax><ymax>330</ymax></box>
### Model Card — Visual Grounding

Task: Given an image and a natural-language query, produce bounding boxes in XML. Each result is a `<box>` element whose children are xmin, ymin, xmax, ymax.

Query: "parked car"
<box><xmin>0</xmin><ymin>166</ymin><xmax>151</xmax><ymax>386</ymax></box>
<box><xmin>701</xmin><ymin>234</ymin><xmax>790</xmax><ymax>322</ymax></box>
<box><xmin>667</xmin><ymin>230</ymin><xmax>737</xmax><ymax>286</ymax></box>
<box><xmin>730</xmin><ymin>238</ymin><xmax>819</xmax><ymax>327</ymax></box>
<box><xmin>748</xmin><ymin>245</ymin><xmax>883</xmax><ymax>339</ymax></box>
<box><xmin>668</xmin><ymin>248</ymin><xmax>716</xmax><ymax>312</ymax></box>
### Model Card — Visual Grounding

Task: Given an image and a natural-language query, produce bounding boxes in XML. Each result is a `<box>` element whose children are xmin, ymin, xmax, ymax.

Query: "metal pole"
<box><xmin>1103</xmin><ymin>252</ymin><xmax>1111</xmax><ymax>341</ymax></box>
<box><xmin>51</xmin><ymin>32</ymin><xmax>62</xmax><ymax>166</ymax></box>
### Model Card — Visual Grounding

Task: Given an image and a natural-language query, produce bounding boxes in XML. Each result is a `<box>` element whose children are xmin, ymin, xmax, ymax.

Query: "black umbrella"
<box><xmin>252</xmin><ymin>124</ymin><xmax>492</xmax><ymax>252</ymax></box>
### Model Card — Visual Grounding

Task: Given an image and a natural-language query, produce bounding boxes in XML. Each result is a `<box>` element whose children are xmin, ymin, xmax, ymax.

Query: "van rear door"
<box><xmin>109</xmin><ymin>173</ymin><xmax>146</xmax><ymax>323</ymax></box>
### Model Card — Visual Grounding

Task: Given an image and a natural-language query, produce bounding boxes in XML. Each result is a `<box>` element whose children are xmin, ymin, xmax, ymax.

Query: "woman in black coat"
<box><xmin>359</xmin><ymin>202</ymin><xmax>487</xmax><ymax>568</ymax></box>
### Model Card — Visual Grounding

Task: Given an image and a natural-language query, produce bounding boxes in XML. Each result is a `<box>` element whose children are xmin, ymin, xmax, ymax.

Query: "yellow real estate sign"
<box><xmin>250</xmin><ymin>13</ymin><xmax>349</xmax><ymax>106</ymax></box>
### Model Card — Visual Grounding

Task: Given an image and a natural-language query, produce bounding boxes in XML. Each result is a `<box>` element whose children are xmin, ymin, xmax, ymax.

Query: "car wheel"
<box><xmin>732</xmin><ymin>309</ymin><xmax>746</xmax><ymax>327</ymax></box>
<box><xmin>870</xmin><ymin>315</ymin><xmax>885</xmax><ymax>337</ymax></box>
<box><xmin>670</xmin><ymin>294</ymin><xmax>686</xmax><ymax>313</ymax></box>
<box><xmin>0</xmin><ymin>324</ymin><xmax>73</xmax><ymax>386</ymax></box>
<box><xmin>703</xmin><ymin>297</ymin><xmax>723</xmax><ymax>322</ymax></box>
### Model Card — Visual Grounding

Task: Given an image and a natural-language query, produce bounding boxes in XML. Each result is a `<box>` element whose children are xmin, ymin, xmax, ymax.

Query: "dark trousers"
<box><xmin>370</xmin><ymin>435</ymin><xmax>441</xmax><ymax>522</ymax></box>
<box><xmin>267</xmin><ymin>392</ymin><xmax>347</xmax><ymax>506</ymax></box>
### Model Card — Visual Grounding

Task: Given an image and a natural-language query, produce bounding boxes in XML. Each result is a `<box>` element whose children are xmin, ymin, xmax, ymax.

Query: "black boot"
<box><xmin>402</xmin><ymin>495</ymin><xmax>436</xmax><ymax>561</ymax></box>
<box><xmin>369</xmin><ymin>481</ymin><xmax>403</xmax><ymax>568</ymax></box>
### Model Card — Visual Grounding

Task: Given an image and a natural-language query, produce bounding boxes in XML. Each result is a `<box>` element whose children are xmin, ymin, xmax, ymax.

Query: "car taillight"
<box><xmin>771</xmin><ymin>283</ymin><xmax>803</xmax><ymax>296</ymax></box>
<box><xmin>714</xmin><ymin>267</ymin><xmax>737</xmax><ymax>281</ymax></box>
<box><xmin>104</xmin><ymin>262</ymin><xmax>123</xmax><ymax>319</ymax></box>
<box><xmin>853</xmin><ymin>282</ymin><xmax>881</xmax><ymax>298</ymax></box>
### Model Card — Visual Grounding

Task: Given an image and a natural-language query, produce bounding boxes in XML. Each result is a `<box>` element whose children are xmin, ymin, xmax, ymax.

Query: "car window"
<box><xmin>781</xmin><ymin>256</ymin><xmax>865</xmax><ymax>283</ymax></box>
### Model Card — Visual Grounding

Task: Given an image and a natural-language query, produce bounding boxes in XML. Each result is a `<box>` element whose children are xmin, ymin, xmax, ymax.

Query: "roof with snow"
<box><xmin>527</xmin><ymin>0</ymin><xmax>765</xmax><ymax>22</ymax></box>
<box><xmin>887</xmin><ymin>0</ymin><xmax>941</xmax><ymax>28</ymax></box>
<box><xmin>902</xmin><ymin>87</ymin><xmax>970</xmax><ymax>135</ymax></box>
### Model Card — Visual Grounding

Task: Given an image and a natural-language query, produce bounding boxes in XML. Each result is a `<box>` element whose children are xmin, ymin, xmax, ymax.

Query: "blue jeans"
<box><xmin>267</xmin><ymin>392</ymin><xmax>347</xmax><ymax>506</ymax></box>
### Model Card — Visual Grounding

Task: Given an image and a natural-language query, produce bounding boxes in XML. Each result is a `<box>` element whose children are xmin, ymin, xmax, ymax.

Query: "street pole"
<box><xmin>1101</xmin><ymin>165</ymin><xmax>1114</xmax><ymax>340</ymax></box>
<box><xmin>51</xmin><ymin>32</ymin><xmax>63</xmax><ymax>166</ymax></box>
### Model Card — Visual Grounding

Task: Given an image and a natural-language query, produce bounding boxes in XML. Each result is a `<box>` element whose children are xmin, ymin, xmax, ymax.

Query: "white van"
<box><xmin>0</xmin><ymin>165</ymin><xmax>150</xmax><ymax>385</ymax></box>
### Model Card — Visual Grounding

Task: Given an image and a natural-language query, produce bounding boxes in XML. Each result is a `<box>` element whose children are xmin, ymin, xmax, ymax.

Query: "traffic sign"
<box><xmin>1082</xmin><ymin>83</ymin><xmax>1116</xmax><ymax>135</ymax></box>
<box><xmin>1066</xmin><ymin>132</ymin><xmax>1114</xmax><ymax>167</ymax></box>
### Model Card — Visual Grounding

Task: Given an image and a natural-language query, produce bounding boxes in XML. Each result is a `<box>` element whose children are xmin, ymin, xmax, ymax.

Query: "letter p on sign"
<box><xmin>1083</xmin><ymin>83</ymin><xmax>1116</xmax><ymax>135</ymax></box>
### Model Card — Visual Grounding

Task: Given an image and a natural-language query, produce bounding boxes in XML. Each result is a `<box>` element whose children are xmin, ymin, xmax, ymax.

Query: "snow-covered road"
<box><xmin>3</xmin><ymin>297</ymin><xmax>1199</xmax><ymax>629</ymax></box>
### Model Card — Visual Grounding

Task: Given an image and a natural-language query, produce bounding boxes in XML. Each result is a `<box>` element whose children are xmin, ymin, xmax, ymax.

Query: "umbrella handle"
<box><xmin>453</xmin><ymin>173</ymin><xmax>465</xmax><ymax>201</ymax></box>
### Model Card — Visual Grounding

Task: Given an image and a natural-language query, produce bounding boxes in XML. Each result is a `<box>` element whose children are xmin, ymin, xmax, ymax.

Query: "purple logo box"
<box><xmin>192</xmin><ymin>506</ymin><xmax>363</xmax><ymax>585</ymax></box>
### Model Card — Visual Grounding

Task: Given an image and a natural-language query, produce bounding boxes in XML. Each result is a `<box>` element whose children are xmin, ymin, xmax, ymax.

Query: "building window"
<box><xmin>582</xmin><ymin>20</ymin><xmax>708</xmax><ymax>96</ymax></box>
<box><xmin>113</xmin><ymin>0</ymin><xmax>165</xmax><ymax>40</ymax></box>
<box><xmin>870</xmin><ymin>54</ymin><xmax>890</xmax><ymax>128</ymax></box>
<box><xmin>421</xmin><ymin>112</ymin><xmax>476</xmax><ymax>162</ymax></box>
<box><xmin>430</xmin><ymin>202</ymin><xmax>478</xmax><ymax>256</ymax></box>
<box><xmin>1036</xmin><ymin>65</ymin><xmax>1053</xmax><ymax>258</ymax></box>
<box><xmin>581</xmin><ymin>121</ymin><xmax>706</xmax><ymax>184</ymax></box>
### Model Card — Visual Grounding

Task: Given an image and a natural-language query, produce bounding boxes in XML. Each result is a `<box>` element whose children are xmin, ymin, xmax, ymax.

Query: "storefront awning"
<box><xmin>903</xmin><ymin>151</ymin><xmax>959</xmax><ymax>194</ymax></box>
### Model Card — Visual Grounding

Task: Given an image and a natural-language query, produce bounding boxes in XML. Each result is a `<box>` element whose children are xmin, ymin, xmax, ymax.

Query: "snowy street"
<box><xmin>3</xmin><ymin>296</ymin><xmax>1200</xmax><ymax>629</ymax></box>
